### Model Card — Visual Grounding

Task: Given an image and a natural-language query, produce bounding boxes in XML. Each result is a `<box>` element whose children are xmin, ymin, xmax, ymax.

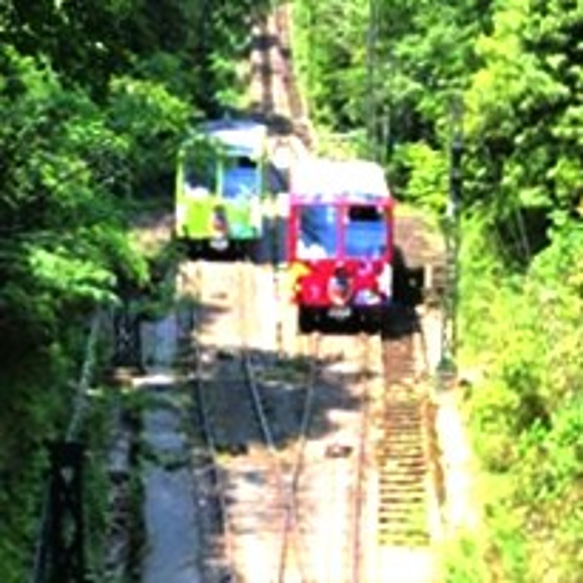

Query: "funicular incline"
<box><xmin>248</xmin><ymin>2</ymin><xmax>311</xmax><ymax>176</ymax></box>
<box><xmin>175</xmin><ymin>2</ymin><xmax>449</xmax><ymax>581</ymax></box>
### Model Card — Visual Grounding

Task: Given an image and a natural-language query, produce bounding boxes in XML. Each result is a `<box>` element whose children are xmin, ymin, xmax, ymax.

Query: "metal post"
<box><xmin>112</xmin><ymin>296</ymin><xmax>142</xmax><ymax>372</ymax></box>
<box><xmin>48</xmin><ymin>441</ymin><xmax>86</xmax><ymax>583</ymax></box>
<box><xmin>438</xmin><ymin>98</ymin><xmax>464</xmax><ymax>383</ymax></box>
<box><xmin>366</xmin><ymin>0</ymin><xmax>379</xmax><ymax>161</ymax></box>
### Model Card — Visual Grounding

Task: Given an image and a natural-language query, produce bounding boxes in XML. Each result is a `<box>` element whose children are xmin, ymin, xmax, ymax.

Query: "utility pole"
<box><xmin>366</xmin><ymin>0</ymin><xmax>380</xmax><ymax>161</ymax></box>
<box><xmin>438</xmin><ymin>97</ymin><xmax>464</xmax><ymax>384</ymax></box>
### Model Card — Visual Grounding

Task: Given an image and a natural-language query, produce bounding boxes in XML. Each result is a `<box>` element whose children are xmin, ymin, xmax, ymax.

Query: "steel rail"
<box><xmin>239</xmin><ymin>259</ymin><xmax>328</xmax><ymax>582</ymax></box>
<box><xmin>189</xmin><ymin>259</ymin><xmax>317</xmax><ymax>582</ymax></box>
<box><xmin>350</xmin><ymin>332</ymin><xmax>375</xmax><ymax>583</ymax></box>
<box><xmin>276</xmin><ymin>331</ymin><xmax>320</xmax><ymax>583</ymax></box>
<box><xmin>277</xmin><ymin>331</ymin><xmax>379</xmax><ymax>583</ymax></box>
<box><xmin>238</xmin><ymin>260</ymin><xmax>316</xmax><ymax>582</ymax></box>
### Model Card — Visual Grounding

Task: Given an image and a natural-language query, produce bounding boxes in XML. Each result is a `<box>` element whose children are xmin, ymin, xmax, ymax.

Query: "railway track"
<box><xmin>178</xmin><ymin>268</ymin><xmax>444</xmax><ymax>582</ymax></box>
<box><xmin>283</xmin><ymin>332</ymin><xmax>381</xmax><ymax>583</ymax></box>
<box><xmin>182</xmin><ymin>259</ymin><xmax>315</xmax><ymax>582</ymax></box>
<box><xmin>186</xmin><ymin>259</ymin><xmax>283</xmax><ymax>581</ymax></box>
<box><xmin>250</xmin><ymin>3</ymin><xmax>307</xmax><ymax>128</ymax></box>
<box><xmin>172</xmin><ymin>229</ymin><xmax>446</xmax><ymax>583</ymax></box>
<box><xmin>180</xmin><ymin>259</ymin><xmax>385</xmax><ymax>582</ymax></box>
<box><xmin>249</xmin><ymin>2</ymin><xmax>312</xmax><ymax>175</ymax></box>
<box><xmin>371</xmin><ymin>310</ymin><xmax>442</xmax><ymax>581</ymax></box>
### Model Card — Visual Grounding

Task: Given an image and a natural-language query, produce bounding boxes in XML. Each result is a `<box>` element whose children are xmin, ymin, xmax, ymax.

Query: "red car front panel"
<box><xmin>287</xmin><ymin>198</ymin><xmax>395</xmax><ymax>310</ymax></box>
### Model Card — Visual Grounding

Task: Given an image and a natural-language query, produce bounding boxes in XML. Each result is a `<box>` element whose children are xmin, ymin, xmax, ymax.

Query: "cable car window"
<box><xmin>182</xmin><ymin>160</ymin><xmax>212</xmax><ymax>198</ymax></box>
<box><xmin>223</xmin><ymin>167</ymin><xmax>260</xmax><ymax>200</ymax></box>
<box><xmin>344</xmin><ymin>205</ymin><xmax>388</xmax><ymax>258</ymax></box>
<box><xmin>182</xmin><ymin>153</ymin><xmax>215</xmax><ymax>188</ymax></box>
<box><xmin>348</xmin><ymin>206</ymin><xmax>382</xmax><ymax>221</ymax></box>
<box><xmin>182</xmin><ymin>153</ymin><xmax>204</xmax><ymax>184</ymax></box>
<box><xmin>221</xmin><ymin>155</ymin><xmax>260</xmax><ymax>199</ymax></box>
<box><xmin>297</xmin><ymin>205</ymin><xmax>338</xmax><ymax>259</ymax></box>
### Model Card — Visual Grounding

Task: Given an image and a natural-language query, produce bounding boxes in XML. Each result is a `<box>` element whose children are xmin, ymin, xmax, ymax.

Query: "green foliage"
<box><xmin>0</xmin><ymin>344</ymin><xmax>74</xmax><ymax>581</ymax></box>
<box><xmin>292</xmin><ymin>0</ymin><xmax>370</xmax><ymax>128</ymax></box>
<box><xmin>29</xmin><ymin>245</ymin><xmax>113</xmax><ymax>299</ymax></box>
<box><xmin>392</xmin><ymin>141</ymin><xmax>449</xmax><ymax>212</ymax></box>
<box><xmin>0</xmin><ymin>50</ymin><xmax>147</xmax><ymax>359</ymax></box>
<box><xmin>107</xmin><ymin>75</ymin><xmax>190</xmax><ymax>194</ymax></box>
<box><xmin>1</xmin><ymin>0</ymin><xmax>583</xmax><ymax>579</ymax></box>
<box><xmin>464</xmin><ymin>0</ymin><xmax>583</xmax><ymax>230</ymax></box>
<box><xmin>441</xmin><ymin>534</ymin><xmax>491</xmax><ymax>583</ymax></box>
<box><xmin>459</xmin><ymin>213</ymin><xmax>583</xmax><ymax>579</ymax></box>
<box><xmin>0</xmin><ymin>3</ymin><xmax>200</xmax><ymax>576</ymax></box>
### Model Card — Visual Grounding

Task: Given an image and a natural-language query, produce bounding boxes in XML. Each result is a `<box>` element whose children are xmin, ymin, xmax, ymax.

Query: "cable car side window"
<box><xmin>344</xmin><ymin>205</ymin><xmax>388</xmax><ymax>258</ymax></box>
<box><xmin>297</xmin><ymin>205</ymin><xmax>338</xmax><ymax>259</ymax></box>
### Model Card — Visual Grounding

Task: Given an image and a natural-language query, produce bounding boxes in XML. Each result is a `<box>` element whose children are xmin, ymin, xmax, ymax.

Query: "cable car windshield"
<box><xmin>297</xmin><ymin>205</ymin><xmax>338</xmax><ymax>259</ymax></box>
<box><xmin>224</xmin><ymin>166</ymin><xmax>259</xmax><ymax>199</ymax></box>
<box><xmin>344</xmin><ymin>205</ymin><xmax>387</xmax><ymax>258</ymax></box>
<box><xmin>220</xmin><ymin>156</ymin><xmax>258</xmax><ymax>199</ymax></box>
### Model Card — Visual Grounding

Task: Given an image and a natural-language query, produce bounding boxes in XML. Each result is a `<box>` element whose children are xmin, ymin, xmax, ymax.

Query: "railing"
<box><xmin>31</xmin><ymin>300</ymin><xmax>142</xmax><ymax>583</ymax></box>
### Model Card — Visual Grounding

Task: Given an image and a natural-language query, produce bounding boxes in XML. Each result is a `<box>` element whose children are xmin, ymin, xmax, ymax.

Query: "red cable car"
<box><xmin>286</xmin><ymin>158</ymin><xmax>395</xmax><ymax>333</ymax></box>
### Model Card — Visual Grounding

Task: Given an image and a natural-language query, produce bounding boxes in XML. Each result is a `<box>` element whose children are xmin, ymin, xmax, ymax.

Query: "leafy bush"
<box><xmin>459</xmin><ymin>216</ymin><xmax>583</xmax><ymax>580</ymax></box>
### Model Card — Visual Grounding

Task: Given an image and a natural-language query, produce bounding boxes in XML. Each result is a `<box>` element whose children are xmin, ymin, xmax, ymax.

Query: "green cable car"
<box><xmin>175</xmin><ymin>118</ymin><xmax>276</xmax><ymax>257</ymax></box>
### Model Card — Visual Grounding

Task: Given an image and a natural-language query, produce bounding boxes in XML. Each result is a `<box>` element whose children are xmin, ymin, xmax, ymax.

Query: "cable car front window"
<box><xmin>182</xmin><ymin>158</ymin><xmax>211</xmax><ymax>198</ymax></box>
<box><xmin>223</xmin><ymin>156</ymin><xmax>260</xmax><ymax>199</ymax></box>
<box><xmin>297</xmin><ymin>205</ymin><xmax>338</xmax><ymax>259</ymax></box>
<box><xmin>344</xmin><ymin>205</ymin><xmax>387</xmax><ymax>258</ymax></box>
<box><xmin>223</xmin><ymin>168</ymin><xmax>259</xmax><ymax>199</ymax></box>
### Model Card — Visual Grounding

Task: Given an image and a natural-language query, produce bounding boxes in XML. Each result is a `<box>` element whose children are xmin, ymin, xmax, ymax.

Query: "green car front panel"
<box><xmin>176</xmin><ymin>166</ymin><xmax>265</xmax><ymax>242</ymax></box>
<box><xmin>176</xmin><ymin>194</ymin><xmax>262</xmax><ymax>240</ymax></box>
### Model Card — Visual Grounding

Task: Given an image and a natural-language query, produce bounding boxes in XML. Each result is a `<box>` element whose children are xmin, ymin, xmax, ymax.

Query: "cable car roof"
<box><xmin>290</xmin><ymin>158</ymin><xmax>391</xmax><ymax>203</ymax></box>
<box><xmin>201</xmin><ymin>119</ymin><xmax>268</xmax><ymax>158</ymax></box>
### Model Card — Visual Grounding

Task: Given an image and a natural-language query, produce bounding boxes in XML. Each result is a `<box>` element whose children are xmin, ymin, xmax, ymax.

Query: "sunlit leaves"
<box><xmin>0</xmin><ymin>49</ymin><xmax>148</xmax><ymax>347</ymax></box>
<box><xmin>465</xmin><ymin>0</ymin><xmax>583</xmax><ymax>225</ymax></box>
<box><xmin>393</xmin><ymin>141</ymin><xmax>448</xmax><ymax>211</ymax></box>
<box><xmin>107</xmin><ymin>75</ymin><xmax>190</xmax><ymax>187</ymax></box>
<box><xmin>461</xmin><ymin>212</ymin><xmax>583</xmax><ymax>577</ymax></box>
<box><xmin>27</xmin><ymin>246</ymin><xmax>116</xmax><ymax>303</ymax></box>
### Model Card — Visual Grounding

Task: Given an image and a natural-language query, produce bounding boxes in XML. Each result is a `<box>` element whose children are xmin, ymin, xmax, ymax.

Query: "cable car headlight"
<box><xmin>378</xmin><ymin>264</ymin><xmax>393</xmax><ymax>296</ymax></box>
<box><xmin>250</xmin><ymin>197</ymin><xmax>262</xmax><ymax>229</ymax></box>
<box><xmin>211</xmin><ymin>205</ymin><xmax>229</xmax><ymax>236</ymax></box>
<box><xmin>354</xmin><ymin>289</ymin><xmax>381</xmax><ymax>305</ymax></box>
